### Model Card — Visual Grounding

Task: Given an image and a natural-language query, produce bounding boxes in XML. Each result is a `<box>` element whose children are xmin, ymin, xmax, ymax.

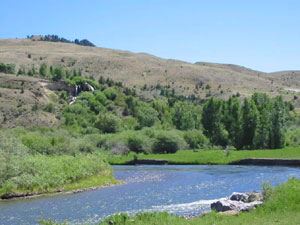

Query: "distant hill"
<box><xmin>0</xmin><ymin>38</ymin><xmax>299</xmax><ymax>107</ymax></box>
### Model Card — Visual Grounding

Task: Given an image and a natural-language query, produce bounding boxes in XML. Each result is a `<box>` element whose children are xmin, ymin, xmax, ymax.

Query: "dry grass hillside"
<box><xmin>0</xmin><ymin>73</ymin><xmax>61</xmax><ymax>128</ymax></box>
<box><xmin>0</xmin><ymin>38</ymin><xmax>299</xmax><ymax>107</ymax></box>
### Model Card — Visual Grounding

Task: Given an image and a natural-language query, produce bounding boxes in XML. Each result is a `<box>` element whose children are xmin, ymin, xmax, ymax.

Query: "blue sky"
<box><xmin>1</xmin><ymin>0</ymin><xmax>300</xmax><ymax>72</ymax></box>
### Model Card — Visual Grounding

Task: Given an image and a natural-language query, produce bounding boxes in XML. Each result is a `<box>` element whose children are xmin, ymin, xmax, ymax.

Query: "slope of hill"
<box><xmin>0</xmin><ymin>38</ymin><xmax>299</xmax><ymax>108</ymax></box>
<box><xmin>0</xmin><ymin>73</ymin><xmax>61</xmax><ymax>128</ymax></box>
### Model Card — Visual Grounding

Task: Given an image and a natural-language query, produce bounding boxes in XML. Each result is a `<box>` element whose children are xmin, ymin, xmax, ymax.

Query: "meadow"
<box><xmin>108</xmin><ymin>147</ymin><xmax>300</xmax><ymax>165</ymax></box>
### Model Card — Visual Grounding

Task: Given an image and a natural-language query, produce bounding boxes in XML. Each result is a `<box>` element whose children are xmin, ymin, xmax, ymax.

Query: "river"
<box><xmin>0</xmin><ymin>165</ymin><xmax>300</xmax><ymax>225</ymax></box>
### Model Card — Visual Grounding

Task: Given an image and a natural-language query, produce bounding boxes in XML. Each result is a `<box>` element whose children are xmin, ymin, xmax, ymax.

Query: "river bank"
<box><xmin>108</xmin><ymin>147</ymin><xmax>300</xmax><ymax>166</ymax></box>
<box><xmin>0</xmin><ymin>173</ymin><xmax>120</xmax><ymax>200</ymax></box>
<box><xmin>39</xmin><ymin>177</ymin><xmax>300</xmax><ymax>225</ymax></box>
<box><xmin>98</xmin><ymin>178</ymin><xmax>300</xmax><ymax>225</ymax></box>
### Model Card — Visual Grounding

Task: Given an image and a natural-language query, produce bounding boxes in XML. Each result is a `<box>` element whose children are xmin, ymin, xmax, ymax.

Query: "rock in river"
<box><xmin>211</xmin><ymin>191</ymin><xmax>264</xmax><ymax>213</ymax></box>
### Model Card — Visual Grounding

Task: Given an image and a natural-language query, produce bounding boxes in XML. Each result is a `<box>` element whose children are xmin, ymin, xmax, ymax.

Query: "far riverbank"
<box><xmin>108</xmin><ymin>147</ymin><xmax>300</xmax><ymax>166</ymax></box>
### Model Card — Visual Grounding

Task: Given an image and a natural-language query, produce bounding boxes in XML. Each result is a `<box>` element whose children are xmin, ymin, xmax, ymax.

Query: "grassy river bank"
<box><xmin>108</xmin><ymin>146</ymin><xmax>300</xmax><ymax>165</ymax></box>
<box><xmin>0</xmin><ymin>153</ymin><xmax>120</xmax><ymax>200</ymax></box>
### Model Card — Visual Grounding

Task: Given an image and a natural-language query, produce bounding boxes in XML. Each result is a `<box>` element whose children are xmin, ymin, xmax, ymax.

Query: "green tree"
<box><xmin>183</xmin><ymin>130</ymin><xmax>209</xmax><ymax>149</ymax></box>
<box><xmin>223</xmin><ymin>97</ymin><xmax>242</xmax><ymax>148</ymax></box>
<box><xmin>103</xmin><ymin>88</ymin><xmax>118</xmax><ymax>101</ymax></box>
<box><xmin>241</xmin><ymin>99</ymin><xmax>258</xmax><ymax>149</ymax></box>
<box><xmin>52</xmin><ymin>67</ymin><xmax>65</xmax><ymax>81</ymax></box>
<box><xmin>39</xmin><ymin>63</ymin><xmax>48</xmax><ymax>77</ymax></box>
<box><xmin>269</xmin><ymin>96</ymin><xmax>286</xmax><ymax>149</ymax></box>
<box><xmin>252</xmin><ymin>93</ymin><xmax>271</xmax><ymax>149</ymax></box>
<box><xmin>152</xmin><ymin>132</ymin><xmax>186</xmax><ymax>154</ymax></box>
<box><xmin>136</xmin><ymin>106</ymin><xmax>159</xmax><ymax>127</ymax></box>
<box><xmin>202</xmin><ymin>98</ymin><xmax>228</xmax><ymax>146</ymax></box>
<box><xmin>172</xmin><ymin>102</ymin><xmax>200</xmax><ymax>130</ymax></box>
<box><xmin>94</xmin><ymin>113</ymin><xmax>121</xmax><ymax>133</ymax></box>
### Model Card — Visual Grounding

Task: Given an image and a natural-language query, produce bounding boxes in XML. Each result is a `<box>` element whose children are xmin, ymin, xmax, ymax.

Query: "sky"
<box><xmin>1</xmin><ymin>0</ymin><xmax>300</xmax><ymax>72</ymax></box>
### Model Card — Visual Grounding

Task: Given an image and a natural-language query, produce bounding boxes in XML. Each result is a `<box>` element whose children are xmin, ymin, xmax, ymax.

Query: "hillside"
<box><xmin>0</xmin><ymin>38</ymin><xmax>299</xmax><ymax>103</ymax></box>
<box><xmin>0</xmin><ymin>73</ymin><xmax>62</xmax><ymax>128</ymax></box>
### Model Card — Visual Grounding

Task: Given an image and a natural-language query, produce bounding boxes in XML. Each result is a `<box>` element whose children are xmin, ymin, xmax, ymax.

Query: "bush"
<box><xmin>52</xmin><ymin>66</ymin><xmax>65</xmax><ymax>81</ymax></box>
<box><xmin>0</xmin><ymin>62</ymin><xmax>15</xmax><ymax>74</ymax></box>
<box><xmin>39</xmin><ymin>63</ymin><xmax>47</xmax><ymax>77</ymax></box>
<box><xmin>94</xmin><ymin>113</ymin><xmax>121</xmax><ymax>133</ymax></box>
<box><xmin>152</xmin><ymin>131</ymin><xmax>187</xmax><ymax>154</ymax></box>
<box><xmin>183</xmin><ymin>130</ymin><xmax>209</xmax><ymax>149</ymax></box>
<box><xmin>0</xmin><ymin>131</ymin><xmax>29</xmax><ymax>188</ymax></box>
<box><xmin>127</xmin><ymin>134</ymin><xmax>151</xmax><ymax>154</ymax></box>
<box><xmin>285</xmin><ymin>127</ymin><xmax>300</xmax><ymax>147</ymax></box>
<box><xmin>1</xmin><ymin>153</ymin><xmax>110</xmax><ymax>193</ymax></box>
<box><xmin>110</xmin><ymin>142</ymin><xmax>129</xmax><ymax>155</ymax></box>
<box><xmin>136</xmin><ymin>106</ymin><xmax>159</xmax><ymax>127</ymax></box>
<box><xmin>94</xmin><ymin>91</ymin><xmax>108</xmax><ymax>105</ymax></box>
<box><xmin>44</xmin><ymin>103</ymin><xmax>54</xmax><ymax>113</ymax></box>
<box><xmin>103</xmin><ymin>88</ymin><xmax>118</xmax><ymax>101</ymax></box>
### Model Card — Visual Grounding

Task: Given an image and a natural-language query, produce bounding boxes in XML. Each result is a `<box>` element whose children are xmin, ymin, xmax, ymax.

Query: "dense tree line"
<box><xmin>62</xmin><ymin>73</ymin><xmax>292</xmax><ymax>150</ymax></box>
<box><xmin>202</xmin><ymin>94</ymin><xmax>291</xmax><ymax>149</ymax></box>
<box><xmin>27</xmin><ymin>34</ymin><xmax>95</xmax><ymax>47</ymax></box>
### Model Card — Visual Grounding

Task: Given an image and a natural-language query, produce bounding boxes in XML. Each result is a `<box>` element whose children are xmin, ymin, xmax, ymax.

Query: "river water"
<box><xmin>0</xmin><ymin>165</ymin><xmax>300</xmax><ymax>225</ymax></box>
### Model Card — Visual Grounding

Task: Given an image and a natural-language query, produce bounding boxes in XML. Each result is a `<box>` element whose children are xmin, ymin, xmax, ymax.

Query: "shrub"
<box><xmin>183</xmin><ymin>130</ymin><xmax>209</xmax><ymax>149</ymax></box>
<box><xmin>103</xmin><ymin>88</ymin><xmax>118</xmax><ymax>101</ymax></box>
<box><xmin>0</xmin><ymin>131</ymin><xmax>29</xmax><ymax>188</ymax></box>
<box><xmin>110</xmin><ymin>142</ymin><xmax>129</xmax><ymax>155</ymax></box>
<box><xmin>121</xmin><ymin>116</ymin><xmax>138</xmax><ymax>130</ymax></box>
<box><xmin>94</xmin><ymin>113</ymin><xmax>121</xmax><ymax>133</ymax></box>
<box><xmin>52</xmin><ymin>66</ymin><xmax>65</xmax><ymax>81</ymax></box>
<box><xmin>152</xmin><ymin>131</ymin><xmax>187</xmax><ymax>154</ymax></box>
<box><xmin>1</xmin><ymin>153</ymin><xmax>110</xmax><ymax>193</ymax></box>
<box><xmin>39</xmin><ymin>63</ymin><xmax>47</xmax><ymax>77</ymax></box>
<box><xmin>136</xmin><ymin>106</ymin><xmax>159</xmax><ymax>127</ymax></box>
<box><xmin>94</xmin><ymin>91</ymin><xmax>108</xmax><ymax>105</ymax></box>
<box><xmin>0</xmin><ymin>62</ymin><xmax>15</xmax><ymax>74</ymax></box>
<box><xmin>127</xmin><ymin>134</ymin><xmax>151</xmax><ymax>154</ymax></box>
<box><xmin>44</xmin><ymin>103</ymin><xmax>54</xmax><ymax>113</ymax></box>
<box><xmin>21</xmin><ymin>135</ymin><xmax>54</xmax><ymax>154</ymax></box>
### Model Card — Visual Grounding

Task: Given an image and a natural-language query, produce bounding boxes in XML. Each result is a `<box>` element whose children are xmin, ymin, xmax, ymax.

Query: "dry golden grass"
<box><xmin>0</xmin><ymin>38</ymin><xmax>300</xmax><ymax>128</ymax></box>
<box><xmin>0</xmin><ymin>73</ymin><xmax>60</xmax><ymax>128</ymax></box>
<box><xmin>1</xmin><ymin>38</ymin><xmax>298</xmax><ymax>101</ymax></box>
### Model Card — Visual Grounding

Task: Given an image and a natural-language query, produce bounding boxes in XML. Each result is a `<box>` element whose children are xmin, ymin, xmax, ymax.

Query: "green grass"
<box><xmin>108</xmin><ymin>147</ymin><xmax>300</xmax><ymax>165</ymax></box>
<box><xmin>61</xmin><ymin>173</ymin><xmax>120</xmax><ymax>192</ymax></box>
<box><xmin>40</xmin><ymin>178</ymin><xmax>300</xmax><ymax>225</ymax></box>
<box><xmin>0</xmin><ymin>153</ymin><xmax>119</xmax><ymax>198</ymax></box>
<box><xmin>0</xmin><ymin>173</ymin><xmax>119</xmax><ymax>197</ymax></box>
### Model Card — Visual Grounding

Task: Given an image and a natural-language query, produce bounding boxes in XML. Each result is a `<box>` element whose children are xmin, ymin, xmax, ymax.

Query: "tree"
<box><xmin>0</xmin><ymin>63</ymin><xmax>15</xmax><ymax>74</ymax></box>
<box><xmin>202</xmin><ymin>98</ymin><xmax>228</xmax><ymax>146</ymax></box>
<box><xmin>172</xmin><ymin>102</ymin><xmax>200</xmax><ymax>130</ymax></box>
<box><xmin>52</xmin><ymin>67</ymin><xmax>65</xmax><ymax>81</ymax></box>
<box><xmin>241</xmin><ymin>99</ymin><xmax>258</xmax><ymax>149</ymax></box>
<box><xmin>269</xmin><ymin>96</ymin><xmax>286</xmax><ymax>149</ymax></box>
<box><xmin>94</xmin><ymin>113</ymin><xmax>121</xmax><ymax>133</ymax></box>
<box><xmin>39</xmin><ymin>63</ymin><xmax>47</xmax><ymax>77</ymax></box>
<box><xmin>136</xmin><ymin>106</ymin><xmax>159</xmax><ymax>127</ymax></box>
<box><xmin>152</xmin><ymin>132</ymin><xmax>186</xmax><ymax>154</ymax></box>
<box><xmin>223</xmin><ymin>97</ymin><xmax>242</xmax><ymax>148</ymax></box>
<box><xmin>50</xmin><ymin>66</ymin><xmax>54</xmax><ymax>75</ymax></box>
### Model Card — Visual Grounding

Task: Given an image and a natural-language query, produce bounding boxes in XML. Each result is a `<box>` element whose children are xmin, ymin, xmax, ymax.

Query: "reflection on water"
<box><xmin>0</xmin><ymin>165</ymin><xmax>299</xmax><ymax>225</ymax></box>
